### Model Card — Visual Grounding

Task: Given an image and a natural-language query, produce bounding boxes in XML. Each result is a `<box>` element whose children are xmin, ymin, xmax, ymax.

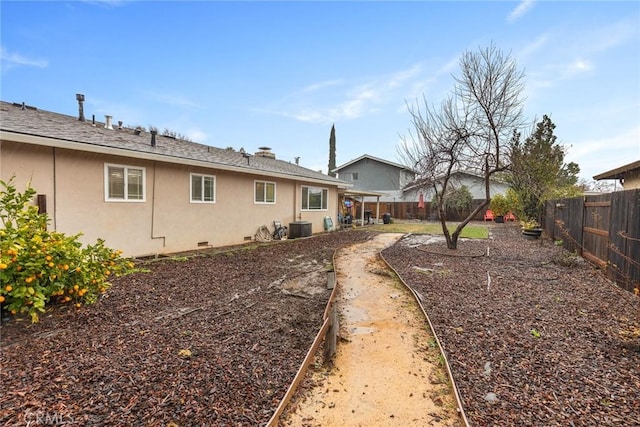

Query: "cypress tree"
<box><xmin>328</xmin><ymin>124</ymin><xmax>336</xmax><ymax>177</ymax></box>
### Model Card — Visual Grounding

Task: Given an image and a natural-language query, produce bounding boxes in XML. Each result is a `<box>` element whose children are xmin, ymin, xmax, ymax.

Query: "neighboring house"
<box><xmin>404</xmin><ymin>171</ymin><xmax>509</xmax><ymax>199</ymax></box>
<box><xmin>0</xmin><ymin>99</ymin><xmax>350</xmax><ymax>257</ymax></box>
<box><xmin>593</xmin><ymin>160</ymin><xmax>640</xmax><ymax>190</ymax></box>
<box><xmin>402</xmin><ymin>171</ymin><xmax>510</xmax><ymax>220</ymax></box>
<box><xmin>332</xmin><ymin>154</ymin><xmax>415</xmax><ymax>219</ymax></box>
<box><xmin>333</xmin><ymin>154</ymin><xmax>508</xmax><ymax>220</ymax></box>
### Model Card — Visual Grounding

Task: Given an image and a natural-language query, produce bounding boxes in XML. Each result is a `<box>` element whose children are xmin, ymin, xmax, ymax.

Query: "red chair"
<box><xmin>483</xmin><ymin>210</ymin><xmax>495</xmax><ymax>221</ymax></box>
<box><xmin>505</xmin><ymin>211</ymin><xmax>516</xmax><ymax>222</ymax></box>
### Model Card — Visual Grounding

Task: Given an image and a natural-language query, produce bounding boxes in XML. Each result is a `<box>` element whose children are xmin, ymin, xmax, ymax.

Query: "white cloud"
<box><xmin>566</xmin><ymin>126</ymin><xmax>640</xmax><ymax>180</ymax></box>
<box><xmin>591</xmin><ymin>18</ymin><xmax>639</xmax><ymax>53</ymax></box>
<box><xmin>267</xmin><ymin>63</ymin><xmax>429</xmax><ymax>124</ymax></box>
<box><xmin>0</xmin><ymin>46</ymin><xmax>48</xmax><ymax>69</ymax></box>
<box><xmin>507</xmin><ymin>0</ymin><xmax>535</xmax><ymax>24</ymax></box>
<box><xmin>142</xmin><ymin>91</ymin><xmax>201</xmax><ymax>109</ymax></box>
<box><xmin>299</xmin><ymin>79</ymin><xmax>344</xmax><ymax>94</ymax></box>
<box><xmin>518</xmin><ymin>34</ymin><xmax>548</xmax><ymax>59</ymax></box>
<box><xmin>564</xmin><ymin>58</ymin><xmax>593</xmax><ymax>76</ymax></box>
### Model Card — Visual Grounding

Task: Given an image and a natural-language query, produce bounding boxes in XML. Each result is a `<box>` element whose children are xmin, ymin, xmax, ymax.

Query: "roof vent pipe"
<box><xmin>76</xmin><ymin>94</ymin><xmax>85</xmax><ymax>121</ymax></box>
<box><xmin>150</xmin><ymin>130</ymin><xmax>157</xmax><ymax>147</ymax></box>
<box><xmin>117</xmin><ymin>120</ymin><xmax>123</xmax><ymax>130</ymax></box>
<box><xmin>104</xmin><ymin>115</ymin><xmax>113</xmax><ymax>130</ymax></box>
<box><xmin>92</xmin><ymin>114</ymin><xmax>95</xmax><ymax>127</ymax></box>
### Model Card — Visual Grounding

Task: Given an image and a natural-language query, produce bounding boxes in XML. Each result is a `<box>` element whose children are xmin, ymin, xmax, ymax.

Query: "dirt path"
<box><xmin>280</xmin><ymin>233</ymin><xmax>462</xmax><ymax>427</ymax></box>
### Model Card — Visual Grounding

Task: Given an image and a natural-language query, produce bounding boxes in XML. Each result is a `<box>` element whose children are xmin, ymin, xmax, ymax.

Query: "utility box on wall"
<box><xmin>289</xmin><ymin>221</ymin><xmax>312</xmax><ymax>239</ymax></box>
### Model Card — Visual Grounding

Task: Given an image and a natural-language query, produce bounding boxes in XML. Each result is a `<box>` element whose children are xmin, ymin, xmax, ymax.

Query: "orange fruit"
<box><xmin>0</xmin><ymin>296</ymin><xmax>5</xmax><ymax>303</ymax></box>
<box><xmin>5</xmin><ymin>285</ymin><xmax>12</xmax><ymax>292</ymax></box>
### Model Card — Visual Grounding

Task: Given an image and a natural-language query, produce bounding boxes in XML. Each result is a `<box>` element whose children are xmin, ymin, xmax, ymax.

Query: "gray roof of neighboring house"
<box><xmin>0</xmin><ymin>101</ymin><xmax>349</xmax><ymax>187</ymax></box>
<box><xmin>333</xmin><ymin>154</ymin><xmax>415</xmax><ymax>173</ymax></box>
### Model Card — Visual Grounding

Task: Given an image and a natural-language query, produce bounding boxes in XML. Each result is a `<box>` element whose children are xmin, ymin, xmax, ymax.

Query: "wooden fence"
<box><xmin>543</xmin><ymin>189</ymin><xmax>640</xmax><ymax>293</ymax></box>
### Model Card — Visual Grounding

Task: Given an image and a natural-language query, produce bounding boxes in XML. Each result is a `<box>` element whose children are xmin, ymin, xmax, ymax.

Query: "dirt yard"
<box><xmin>280</xmin><ymin>233</ymin><xmax>462</xmax><ymax>426</ymax></box>
<box><xmin>1</xmin><ymin>224</ymin><xmax>638</xmax><ymax>426</ymax></box>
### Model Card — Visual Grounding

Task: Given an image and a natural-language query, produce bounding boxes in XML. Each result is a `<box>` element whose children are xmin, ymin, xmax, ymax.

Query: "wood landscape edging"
<box><xmin>265</xmin><ymin>237</ymin><xmax>345</xmax><ymax>426</ymax></box>
<box><xmin>268</xmin><ymin>233</ymin><xmax>470</xmax><ymax>426</ymax></box>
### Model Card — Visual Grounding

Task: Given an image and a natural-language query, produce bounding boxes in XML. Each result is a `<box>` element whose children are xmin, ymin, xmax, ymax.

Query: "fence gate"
<box><xmin>582</xmin><ymin>194</ymin><xmax>611</xmax><ymax>269</ymax></box>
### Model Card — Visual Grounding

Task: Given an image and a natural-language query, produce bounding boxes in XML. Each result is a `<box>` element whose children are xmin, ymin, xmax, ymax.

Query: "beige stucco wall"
<box><xmin>623</xmin><ymin>169</ymin><xmax>640</xmax><ymax>189</ymax></box>
<box><xmin>1</xmin><ymin>140</ymin><xmax>340</xmax><ymax>256</ymax></box>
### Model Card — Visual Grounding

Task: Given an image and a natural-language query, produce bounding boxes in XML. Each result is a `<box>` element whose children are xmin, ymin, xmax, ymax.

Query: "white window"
<box><xmin>302</xmin><ymin>186</ymin><xmax>328</xmax><ymax>210</ymax></box>
<box><xmin>255</xmin><ymin>180</ymin><xmax>276</xmax><ymax>204</ymax></box>
<box><xmin>191</xmin><ymin>174</ymin><xmax>216</xmax><ymax>203</ymax></box>
<box><xmin>105</xmin><ymin>163</ymin><xmax>145</xmax><ymax>202</ymax></box>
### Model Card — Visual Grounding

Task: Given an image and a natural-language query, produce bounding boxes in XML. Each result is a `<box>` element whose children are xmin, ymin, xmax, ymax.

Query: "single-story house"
<box><xmin>593</xmin><ymin>160</ymin><xmax>640</xmax><ymax>190</ymax></box>
<box><xmin>402</xmin><ymin>171</ymin><xmax>510</xmax><ymax>220</ymax></box>
<box><xmin>0</xmin><ymin>98</ymin><xmax>351</xmax><ymax>257</ymax></box>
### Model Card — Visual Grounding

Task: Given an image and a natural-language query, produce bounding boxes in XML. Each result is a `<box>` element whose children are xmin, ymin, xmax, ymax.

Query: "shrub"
<box><xmin>0</xmin><ymin>178</ymin><xmax>134</xmax><ymax>322</ymax></box>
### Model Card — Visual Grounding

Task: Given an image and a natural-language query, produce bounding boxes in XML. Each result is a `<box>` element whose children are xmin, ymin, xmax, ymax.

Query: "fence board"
<box><xmin>608</xmin><ymin>190</ymin><xmax>640</xmax><ymax>292</ymax></box>
<box><xmin>583</xmin><ymin>194</ymin><xmax>610</xmax><ymax>265</ymax></box>
<box><xmin>543</xmin><ymin>189</ymin><xmax>640</xmax><ymax>294</ymax></box>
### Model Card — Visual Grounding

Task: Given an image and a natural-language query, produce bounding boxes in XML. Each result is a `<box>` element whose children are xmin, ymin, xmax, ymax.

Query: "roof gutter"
<box><xmin>1</xmin><ymin>130</ymin><xmax>348</xmax><ymax>188</ymax></box>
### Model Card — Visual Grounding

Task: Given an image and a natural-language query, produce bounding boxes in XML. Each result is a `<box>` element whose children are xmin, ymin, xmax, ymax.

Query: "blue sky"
<box><xmin>1</xmin><ymin>1</ymin><xmax>639</xmax><ymax>184</ymax></box>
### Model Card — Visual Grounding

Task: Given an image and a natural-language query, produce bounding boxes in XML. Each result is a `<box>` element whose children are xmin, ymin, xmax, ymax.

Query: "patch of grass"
<box><xmin>368</xmin><ymin>222</ymin><xmax>488</xmax><ymax>239</ymax></box>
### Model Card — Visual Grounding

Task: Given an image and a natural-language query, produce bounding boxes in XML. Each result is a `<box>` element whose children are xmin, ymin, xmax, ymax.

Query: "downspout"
<box><xmin>375</xmin><ymin>196</ymin><xmax>381</xmax><ymax>224</ymax></box>
<box><xmin>295</xmin><ymin>181</ymin><xmax>302</xmax><ymax>221</ymax></box>
<box><xmin>52</xmin><ymin>147</ymin><xmax>57</xmax><ymax>230</ymax></box>
<box><xmin>150</xmin><ymin>162</ymin><xmax>166</xmax><ymax>248</ymax></box>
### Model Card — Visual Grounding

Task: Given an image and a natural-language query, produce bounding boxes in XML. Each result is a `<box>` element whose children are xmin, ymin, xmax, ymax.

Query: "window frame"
<box><xmin>301</xmin><ymin>185</ymin><xmax>328</xmax><ymax>211</ymax></box>
<box><xmin>190</xmin><ymin>173</ymin><xmax>217</xmax><ymax>203</ymax></box>
<box><xmin>104</xmin><ymin>163</ymin><xmax>146</xmax><ymax>202</ymax></box>
<box><xmin>254</xmin><ymin>180</ymin><xmax>276</xmax><ymax>204</ymax></box>
<box><xmin>351</xmin><ymin>172</ymin><xmax>359</xmax><ymax>181</ymax></box>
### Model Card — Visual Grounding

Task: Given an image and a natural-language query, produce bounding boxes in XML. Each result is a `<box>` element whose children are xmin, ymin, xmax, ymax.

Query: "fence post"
<box><xmin>323</xmin><ymin>304</ymin><xmax>338</xmax><ymax>363</ymax></box>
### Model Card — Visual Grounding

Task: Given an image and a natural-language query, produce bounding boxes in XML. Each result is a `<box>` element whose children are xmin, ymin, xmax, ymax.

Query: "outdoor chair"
<box><xmin>505</xmin><ymin>211</ymin><xmax>516</xmax><ymax>222</ymax></box>
<box><xmin>483</xmin><ymin>210</ymin><xmax>495</xmax><ymax>221</ymax></box>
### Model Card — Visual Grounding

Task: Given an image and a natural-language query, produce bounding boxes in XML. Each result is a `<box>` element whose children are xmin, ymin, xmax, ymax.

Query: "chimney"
<box><xmin>150</xmin><ymin>130</ymin><xmax>157</xmax><ymax>147</ymax></box>
<box><xmin>76</xmin><ymin>94</ymin><xmax>85</xmax><ymax>121</ymax></box>
<box><xmin>255</xmin><ymin>146</ymin><xmax>276</xmax><ymax>159</ymax></box>
<box><xmin>104</xmin><ymin>115</ymin><xmax>113</xmax><ymax>130</ymax></box>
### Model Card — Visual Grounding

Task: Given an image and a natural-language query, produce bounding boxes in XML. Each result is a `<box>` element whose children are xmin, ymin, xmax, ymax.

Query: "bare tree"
<box><xmin>399</xmin><ymin>44</ymin><xmax>526</xmax><ymax>249</ymax></box>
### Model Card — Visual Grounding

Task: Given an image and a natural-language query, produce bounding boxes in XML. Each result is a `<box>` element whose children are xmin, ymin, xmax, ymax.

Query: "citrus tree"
<box><xmin>0</xmin><ymin>178</ymin><xmax>135</xmax><ymax>322</ymax></box>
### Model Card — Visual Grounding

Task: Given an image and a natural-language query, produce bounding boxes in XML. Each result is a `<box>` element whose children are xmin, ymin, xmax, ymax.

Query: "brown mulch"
<box><xmin>0</xmin><ymin>231</ymin><xmax>374</xmax><ymax>427</ymax></box>
<box><xmin>3</xmin><ymin>224</ymin><xmax>639</xmax><ymax>426</ymax></box>
<box><xmin>382</xmin><ymin>224</ymin><xmax>640</xmax><ymax>426</ymax></box>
